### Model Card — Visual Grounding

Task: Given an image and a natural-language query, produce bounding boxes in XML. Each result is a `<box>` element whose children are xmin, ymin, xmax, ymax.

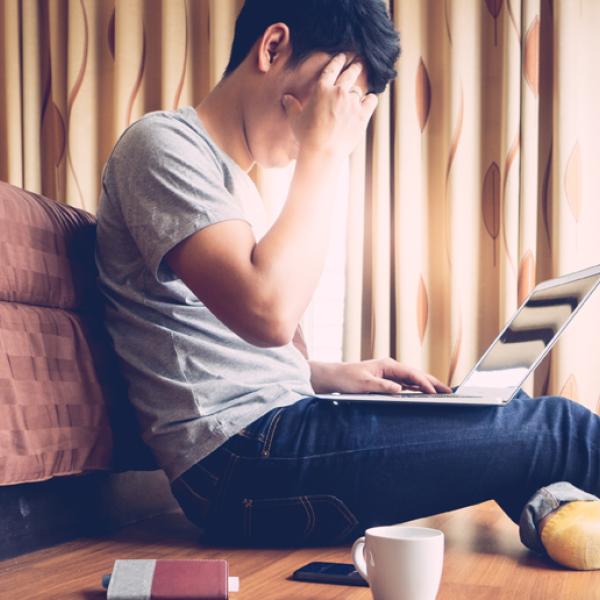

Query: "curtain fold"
<box><xmin>1</xmin><ymin>0</ymin><xmax>599</xmax><ymax>410</ymax></box>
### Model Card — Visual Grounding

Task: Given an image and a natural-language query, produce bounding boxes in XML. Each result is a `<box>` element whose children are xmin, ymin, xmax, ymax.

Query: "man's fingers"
<box><xmin>412</xmin><ymin>375</ymin><xmax>437</xmax><ymax>394</ymax></box>
<box><xmin>383</xmin><ymin>375</ymin><xmax>435</xmax><ymax>394</ymax></box>
<box><xmin>336</xmin><ymin>61</ymin><xmax>363</xmax><ymax>91</ymax></box>
<box><xmin>426</xmin><ymin>374</ymin><xmax>452</xmax><ymax>393</ymax></box>
<box><xmin>381</xmin><ymin>360</ymin><xmax>436</xmax><ymax>394</ymax></box>
<box><xmin>367</xmin><ymin>376</ymin><xmax>404</xmax><ymax>395</ymax></box>
<box><xmin>319</xmin><ymin>53</ymin><xmax>348</xmax><ymax>87</ymax></box>
<box><xmin>361</xmin><ymin>93</ymin><xmax>378</xmax><ymax>118</ymax></box>
<box><xmin>281</xmin><ymin>94</ymin><xmax>303</xmax><ymax>119</ymax></box>
<box><xmin>397</xmin><ymin>370</ymin><xmax>437</xmax><ymax>394</ymax></box>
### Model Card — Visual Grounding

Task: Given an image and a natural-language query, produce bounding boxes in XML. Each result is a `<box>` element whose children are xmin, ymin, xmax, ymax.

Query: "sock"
<box><xmin>539</xmin><ymin>500</ymin><xmax>600</xmax><ymax>570</ymax></box>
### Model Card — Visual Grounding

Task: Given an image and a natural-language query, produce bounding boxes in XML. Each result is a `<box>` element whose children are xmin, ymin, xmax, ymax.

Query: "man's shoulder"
<box><xmin>103</xmin><ymin>107</ymin><xmax>226</xmax><ymax>191</ymax></box>
<box><xmin>117</xmin><ymin>107</ymin><xmax>213</xmax><ymax>156</ymax></box>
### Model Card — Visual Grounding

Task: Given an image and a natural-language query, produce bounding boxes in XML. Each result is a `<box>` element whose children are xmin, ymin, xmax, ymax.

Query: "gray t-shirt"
<box><xmin>95</xmin><ymin>106</ymin><xmax>314</xmax><ymax>483</ymax></box>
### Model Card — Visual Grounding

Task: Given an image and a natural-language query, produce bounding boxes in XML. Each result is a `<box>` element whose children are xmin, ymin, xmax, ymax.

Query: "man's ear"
<box><xmin>256</xmin><ymin>22</ymin><xmax>291</xmax><ymax>73</ymax></box>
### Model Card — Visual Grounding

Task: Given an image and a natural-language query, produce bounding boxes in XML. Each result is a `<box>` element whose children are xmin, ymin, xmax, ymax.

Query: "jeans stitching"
<box><xmin>253</xmin><ymin>430</ymin><xmax>599</xmax><ymax>461</ymax></box>
<box><xmin>317</xmin><ymin>495</ymin><xmax>360</xmax><ymax>542</ymax></box>
<box><xmin>335</xmin><ymin>513</ymin><xmax>359</xmax><ymax>543</ymax></box>
<box><xmin>243</xmin><ymin>495</ymin><xmax>353</xmax><ymax>542</ymax></box>
<box><xmin>171</xmin><ymin>478</ymin><xmax>211</xmax><ymax>524</ymax></box>
<box><xmin>190</xmin><ymin>462</ymin><xmax>219</xmax><ymax>482</ymax></box>
<box><xmin>183</xmin><ymin>480</ymin><xmax>210</xmax><ymax>520</ymax></box>
<box><xmin>261</xmin><ymin>409</ymin><xmax>284</xmax><ymax>457</ymax></box>
<box><xmin>178</xmin><ymin>477</ymin><xmax>211</xmax><ymax>505</ymax></box>
<box><xmin>327</xmin><ymin>496</ymin><xmax>359</xmax><ymax>529</ymax></box>
<box><xmin>302</xmin><ymin>496</ymin><xmax>315</xmax><ymax>538</ymax></box>
<box><xmin>214</xmin><ymin>450</ymin><xmax>239</xmax><ymax>512</ymax></box>
<box><xmin>236</xmin><ymin>429</ymin><xmax>266</xmax><ymax>441</ymax></box>
<box><xmin>249</xmin><ymin>497</ymin><xmax>310</xmax><ymax>506</ymax></box>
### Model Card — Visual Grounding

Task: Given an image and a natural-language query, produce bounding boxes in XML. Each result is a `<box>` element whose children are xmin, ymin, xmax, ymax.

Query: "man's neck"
<box><xmin>194</xmin><ymin>74</ymin><xmax>255</xmax><ymax>173</ymax></box>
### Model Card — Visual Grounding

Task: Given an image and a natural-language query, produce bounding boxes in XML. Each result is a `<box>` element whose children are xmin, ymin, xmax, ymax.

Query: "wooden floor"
<box><xmin>1</xmin><ymin>500</ymin><xmax>599</xmax><ymax>599</ymax></box>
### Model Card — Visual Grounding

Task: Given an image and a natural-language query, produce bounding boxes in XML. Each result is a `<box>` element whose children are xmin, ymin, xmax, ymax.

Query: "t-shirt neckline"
<box><xmin>181</xmin><ymin>105</ymin><xmax>252</xmax><ymax>183</ymax></box>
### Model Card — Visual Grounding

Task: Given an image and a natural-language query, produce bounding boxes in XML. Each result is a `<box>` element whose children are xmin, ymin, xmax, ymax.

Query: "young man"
<box><xmin>96</xmin><ymin>0</ymin><xmax>600</xmax><ymax>570</ymax></box>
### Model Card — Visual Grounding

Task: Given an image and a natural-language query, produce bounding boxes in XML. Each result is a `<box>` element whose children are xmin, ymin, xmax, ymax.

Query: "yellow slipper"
<box><xmin>540</xmin><ymin>500</ymin><xmax>600</xmax><ymax>570</ymax></box>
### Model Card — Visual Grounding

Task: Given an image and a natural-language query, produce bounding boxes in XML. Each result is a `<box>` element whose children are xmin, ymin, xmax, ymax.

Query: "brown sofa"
<box><xmin>0</xmin><ymin>181</ymin><xmax>179</xmax><ymax>559</ymax></box>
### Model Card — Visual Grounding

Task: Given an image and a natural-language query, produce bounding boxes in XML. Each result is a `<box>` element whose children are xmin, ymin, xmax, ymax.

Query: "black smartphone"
<box><xmin>292</xmin><ymin>561</ymin><xmax>368</xmax><ymax>587</ymax></box>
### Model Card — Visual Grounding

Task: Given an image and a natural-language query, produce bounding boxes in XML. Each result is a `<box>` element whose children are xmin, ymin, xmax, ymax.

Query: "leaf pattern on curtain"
<box><xmin>39</xmin><ymin>1</ymin><xmax>66</xmax><ymax>202</ymax></box>
<box><xmin>2</xmin><ymin>0</ymin><xmax>219</xmax><ymax>206</ymax></box>
<box><xmin>108</xmin><ymin>8</ymin><xmax>116</xmax><ymax>60</ymax></box>
<box><xmin>416</xmin><ymin>275</ymin><xmax>428</xmax><ymax>345</ymax></box>
<box><xmin>485</xmin><ymin>0</ymin><xmax>503</xmax><ymax>45</ymax></box>
<box><xmin>517</xmin><ymin>249</ymin><xmax>535</xmax><ymax>305</ymax></box>
<box><xmin>482</xmin><ymin>161</ymin><xmax>501</xmax><ymax>265</ymax></box>
<box><xmin>501</xmin><ymin>132</ymin><xmax>520</xmax><ymax>276</ymax></box>
<box><xmin>416</xmin><ymin>58</ymin><xmax>431</xmax><ymax>132</ymax></box>
<box><xmin>506</xmin><ymin>0</ymin><xmax>520</xmax><ymax>37</ymax></box>
<box><xmin>65</xmin><ymin>0</ymin><xmax>90</xmax><ymax>210</ymax></box>
<box><xmin>565</xmin><ymin>141</ymin><xmax>582</xmax><ymax>223</ymax></box>
<box><xmin>173</xmin><ymin>2</ymin><xmax>190</xmax><ymax>109</ymax></box>
<box><xmin>485</xmin><ymin>0</ymin><xmax>503</xmax><ymax>18</ymax></box>
<box><xmin>41</xmin><ymin>103</ymin><xmax>66</xmax><ymax>169</ymax></box>
<box><xmin>542</xmin><ymin>145</ymin><xmax>553</xmax><ymax>252</ymax></box>
<box><xmin>445</xmin><ymin>85</ymin><xmax>465</xmax><ymax>180</ymax></box>
<box><xmin>524</xmin><ymin>16</ymin><xmax>540</xmax><ymax>97</ymax></box>
<box><xmin>447</xmin><ymin>309</ymin><xmax>463</xmax><ymax>387</ymax></box>
<box><xmin>125</xmin><ymin>29</ymin><xmax>147</xmax><ymax>128</ymax></box>
<box><xmin>560</xmin><ymin>373</ymin><xmax>579</xmax><ymax>403</ymax></box>
<box><xmin>444</xmin><ymin>82</ymin><xmax>464</xmax><ymax>268</ymax></box>
<box><xmin>444</xmin><ymin>0</ymin><xmax>452</xmax><ymax>45</ymax></box>
<box><xmin>342</xmin><ymin>0</ymin><xmax>600</xmax><ymax>405</ymax></box>
<box><xmin>442</xmin><ymin>8</ymin><xmax>465</xmax><ymax>385</ymax></box>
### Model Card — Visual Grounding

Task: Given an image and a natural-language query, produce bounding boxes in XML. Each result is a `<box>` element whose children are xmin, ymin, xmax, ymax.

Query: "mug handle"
<box><xmin>351</xmin><ymin>536</ymin><xmax>369</xmax><ymax>582</ymax></box>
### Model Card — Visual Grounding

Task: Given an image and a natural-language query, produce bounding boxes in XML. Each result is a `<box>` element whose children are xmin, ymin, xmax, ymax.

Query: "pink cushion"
<box><xmin>0</xmin><ymin>181</ymin><xmax>156</xmax><ymax>485</ymax></box>
<box><xmin>0</xmin><ymin>181</ymin><xmax>96</xmax><ymax>310</ymax></box>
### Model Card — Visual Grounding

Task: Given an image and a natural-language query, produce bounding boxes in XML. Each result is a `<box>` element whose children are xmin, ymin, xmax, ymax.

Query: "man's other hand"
<box><xmin>309</xmin><ymin>358</ymin><xmax>452</xmax><ymax>395</ymax></box>
<box><xmin>281</xmin><ymin>52</ymin><xmax>378</xmax><ymax>158</ymax></box>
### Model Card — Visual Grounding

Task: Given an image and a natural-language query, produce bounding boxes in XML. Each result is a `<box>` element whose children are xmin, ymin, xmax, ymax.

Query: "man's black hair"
<box><xmin>224</xmin><ymin>0</ymin><xmax>401</xmax><ymax>94</ymax></box>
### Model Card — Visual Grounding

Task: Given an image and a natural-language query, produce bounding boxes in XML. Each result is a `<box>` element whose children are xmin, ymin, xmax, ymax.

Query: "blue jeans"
<box><xmin>170</xmin><ymin>389</ymin><xmax>600</xmax><ymax>554</ymax></box>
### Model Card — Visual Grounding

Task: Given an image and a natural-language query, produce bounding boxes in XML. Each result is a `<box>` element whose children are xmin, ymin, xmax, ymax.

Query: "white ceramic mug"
<box><xmin>351</xmin><ymin>525</ymin><xmax>444</xmax><ymax>600</ymax></box>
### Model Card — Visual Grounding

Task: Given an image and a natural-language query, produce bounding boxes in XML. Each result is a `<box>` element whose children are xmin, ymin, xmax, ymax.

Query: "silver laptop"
<box><xmin>314</xmin><ymin>264</ymin><xmax>600</xmax><ymax>407</ymax></box>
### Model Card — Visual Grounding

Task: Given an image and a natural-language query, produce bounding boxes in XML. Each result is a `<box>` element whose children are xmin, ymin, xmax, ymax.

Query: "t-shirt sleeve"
<box><xmin>104</xmin><ymin>112</ymin><xmax>250</xmax><ymax>282</ymax></box>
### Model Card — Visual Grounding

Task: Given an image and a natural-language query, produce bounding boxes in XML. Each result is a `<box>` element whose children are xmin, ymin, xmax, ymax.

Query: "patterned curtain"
<box><xmin>2</xmin><ymin>1</ymin><xmax>599</xmax><ymax>410</ymax></box>
<box><xmin>0</xmin><ymin>0</ymin><xmax>243</xmax><ymax>209</ymax></box>
<box><xmin>343</xmin><ymin>0</ymin><xmax>600</xmax><ymax>412</ymax></box>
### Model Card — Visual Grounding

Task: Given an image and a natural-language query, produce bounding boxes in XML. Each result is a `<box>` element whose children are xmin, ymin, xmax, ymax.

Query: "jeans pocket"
<box><xmin>236</xmin><ymin>407</ymin><xmax>285</xmax><ymax>457</ymax></box>
<box><xmin>170</xmin><ymin>447</ymin><xmax>235</xmax><ymax>530</ymax></box>
<box><xmin>171</xmin><ymin>476</ymin><xmax>212</xmax><ymax>529</ymax></box>
<box><xmin>240</xmin><ymin>494</ymin><xmax>359</xmax><ymax>547</ymax></box>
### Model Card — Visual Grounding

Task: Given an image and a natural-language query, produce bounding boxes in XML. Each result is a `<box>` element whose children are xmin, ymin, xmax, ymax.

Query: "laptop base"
<box><xmin>314</xmin><ymin>393</ymin><xmax>508</xmax><ymax>406</ymax></box>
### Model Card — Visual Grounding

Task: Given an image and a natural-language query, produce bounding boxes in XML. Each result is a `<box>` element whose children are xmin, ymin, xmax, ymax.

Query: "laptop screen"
<box><xmin>460</xmin><ymin>271</ymin><xmax>600</xmax><ymax>391</ymax></box>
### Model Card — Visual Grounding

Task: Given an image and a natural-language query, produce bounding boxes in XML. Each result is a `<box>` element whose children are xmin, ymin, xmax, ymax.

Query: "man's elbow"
<box><xmin>210</xmin><ymin>290</ymin><xmax>295</xmax><ymax>348</ymax></box>
<box><xmin>239</xmin><ymin>296</ymin><xmax>296</xmax><ymax>348</ymax></box>
<box><xmin>265</xmin><ymin>316</ymin><xmax>296</xmax><ymax>347</ymax></box>
<box><xmin>242</xmin><ymin>315</ymin><xmax>295</xmax><ymax>348</ymax></box>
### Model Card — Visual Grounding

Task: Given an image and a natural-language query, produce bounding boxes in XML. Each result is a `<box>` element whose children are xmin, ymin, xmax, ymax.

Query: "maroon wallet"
<box><xmin>106</xmin><ymin>559</ymin><xmax>230</xmax><ymax>600</ymax></box>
